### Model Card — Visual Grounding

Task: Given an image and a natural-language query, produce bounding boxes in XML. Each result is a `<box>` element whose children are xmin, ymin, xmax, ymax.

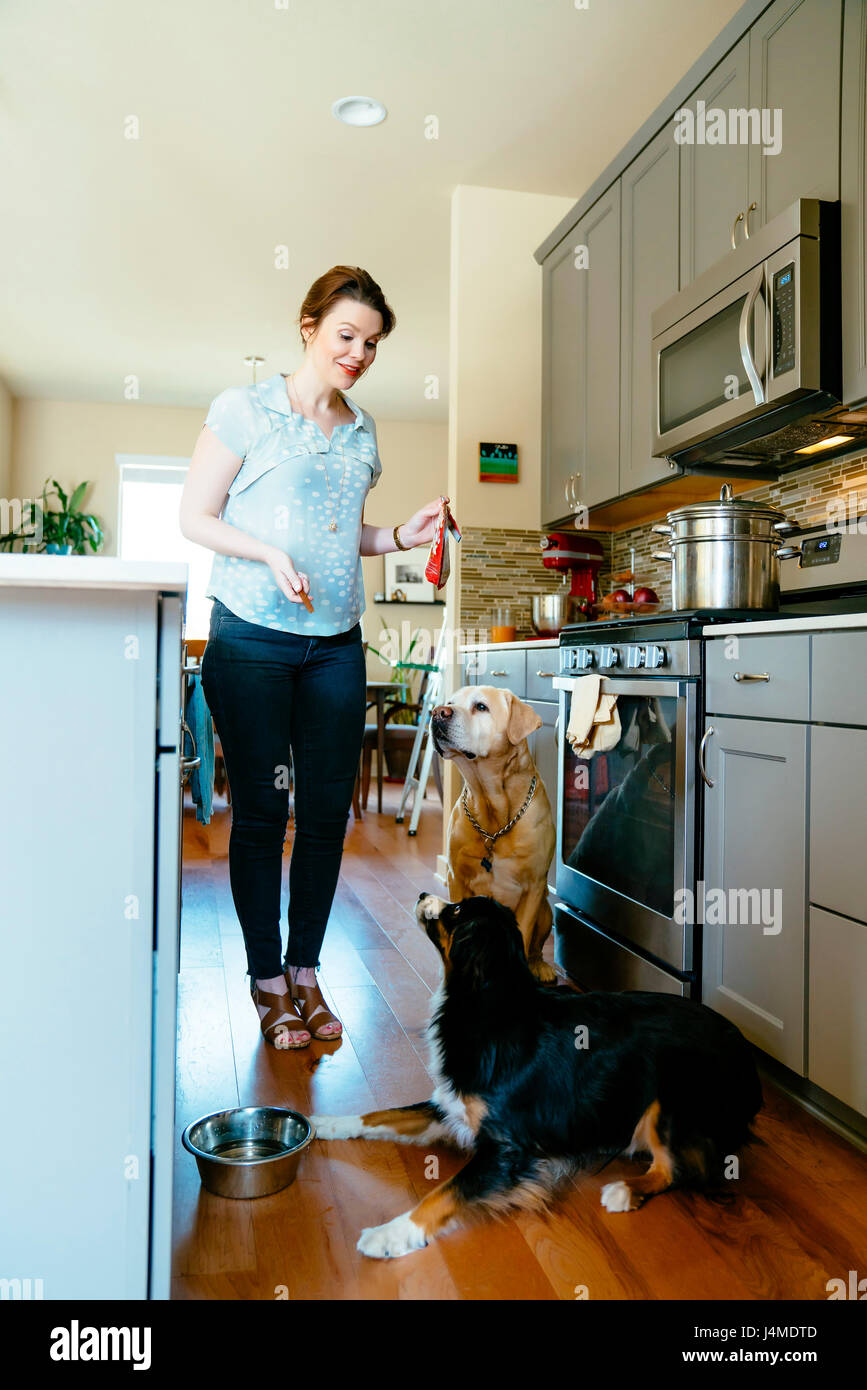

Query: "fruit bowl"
<box><xmin>598</xmin><ymin>597</ymin><xmax>663</xmax><ymax>616</ymax></box>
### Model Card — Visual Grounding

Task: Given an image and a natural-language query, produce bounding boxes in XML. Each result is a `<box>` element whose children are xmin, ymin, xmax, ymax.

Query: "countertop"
<box><xmin>460</xmin><ymin>637</ymin><xmax>559</xmax><ymax>652</ymax></box>
<box><xmin>0</xmin><ymin>555</ymin><xmax>189</xmax><ymax>592</ymax></box>
<box><xmin>703</xmin><ymin>612</ymin><xmax>867</xmax><ymax>636</ymax></box>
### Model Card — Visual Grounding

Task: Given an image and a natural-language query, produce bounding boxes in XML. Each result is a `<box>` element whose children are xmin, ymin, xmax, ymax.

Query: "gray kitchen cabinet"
<box><xmin>619</xmin><ymin>123</ymin><xmax>680</xmax><ymax>495</ymax></box>
<box><xmin>541</xmin><ymin>233</ymin><xmax>583</xmax><ymax>527</ymax></box>
<box><xmin>842</xmin><ymin>0</ymin><xmax>867</xmax><ymax>405</ymax></box>
<box><xmin>570</xmin><ymin>183</ymin><xmax>621</xmax><ymax>514</ymax></box>
<box><xmin>527</xmin><ymin>699</ymin><xmax>559</xmax><ymax>892</ymax></box>
<box><xmin>541</xmin><ymin>184</ymin><xmax>621</xmax><ymax>525</ymax></box>
<box><xmin>811</xmin><ymin>630</ymin><xmax>867</xmax><ymax>724</ymax></box>
<box><xmin>525</xmin><ymin>652</ymin><xmax>560</xmax><ymax>703</ymax></box>
<box><xmin>705</xmin><ymin>632</ymin><xmax>811</xmax><ymax>721</ymax></box>
<box><xmin>810</xmin><ymin>725</ymin><xmax>867</xmax><ymax>924</ymax></box>
<box><xmin>462</xmin><ymin>651</ymin><xmax>481</xmax><ymax>686</ymax></box>
<box><xmin>702</xmin><ymin>715</ymin><xmax>807</xmax><ymax>1074</ymax></box>
<box><xmin>808</xmin><ymin>905</ymin><xmax>867</xmax><ymax>1116</ymax></box>
<box><xmin>463</xmin><ymin>648</ymin><xmax>526</xmax><ymax>699</ymax></box>
<box><xmin>747</xmin><ymin>0</ymin><xmax>842</xmax><ymax>228</ymax></box>
<box><xmin>679</xmin><ymin>35</ymin><xmax>751</xmax><ymax>285</ymax></box>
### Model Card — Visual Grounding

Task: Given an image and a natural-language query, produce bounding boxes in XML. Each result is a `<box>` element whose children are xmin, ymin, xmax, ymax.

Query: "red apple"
<box><xmin>610</xmin><ymin>589</ymin><xmax>631</xmax><ymax>604</ymax></box>
<box><xmin>633</xmin><ymin>586</ymin><xmax>659</xmax><ymax>605</ymax></box>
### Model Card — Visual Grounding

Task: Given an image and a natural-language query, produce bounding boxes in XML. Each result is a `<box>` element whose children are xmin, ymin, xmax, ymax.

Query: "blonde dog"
<box><xmin>431</xmin><ymin>685</ymin><xmax>556</xmax><ymax>982</ymax></box>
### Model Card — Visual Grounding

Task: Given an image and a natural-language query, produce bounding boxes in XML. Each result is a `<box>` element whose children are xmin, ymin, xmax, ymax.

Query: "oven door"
<box><xmin>554</xmin><ymin>676</ymin><xmax>697</xmax><ymax>974</ymax></box>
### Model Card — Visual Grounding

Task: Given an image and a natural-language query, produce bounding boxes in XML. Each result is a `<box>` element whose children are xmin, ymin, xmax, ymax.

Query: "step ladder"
<box><xmin>395</xmin><ymin>616</ymin><xmax>448</xmax><ymax>835</ymax></box>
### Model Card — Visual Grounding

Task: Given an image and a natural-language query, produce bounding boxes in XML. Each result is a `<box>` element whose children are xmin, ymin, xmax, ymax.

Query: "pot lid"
<box><xmin>664</xmin><ymin>483</ymin><xmax>788</xmax><ymax>523</ymax></box>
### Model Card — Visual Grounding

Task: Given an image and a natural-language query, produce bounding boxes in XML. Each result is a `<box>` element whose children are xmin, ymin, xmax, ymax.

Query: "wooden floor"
<box><xmin>173</xmin><ymin>783</ymin><xmax>867</xmax><ymax>1301</ymax></box>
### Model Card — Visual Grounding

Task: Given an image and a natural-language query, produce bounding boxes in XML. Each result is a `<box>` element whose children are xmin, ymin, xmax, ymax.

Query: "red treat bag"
<box><xmin>424</xmin><ymin>497</ymin><xmax>462</xmax><ymax>590</ymax></box>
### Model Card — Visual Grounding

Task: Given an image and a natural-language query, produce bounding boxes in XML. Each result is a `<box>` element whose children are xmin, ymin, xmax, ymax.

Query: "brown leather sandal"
<box><xmin>287</xmin><ymin>975</ymin><xmax>343</xmax><ymax>1040</ymax></box>
<box><xmin>250</xmin><ymin>982</ymin><xmax>311</xmax><ymax>1049</ymax></box>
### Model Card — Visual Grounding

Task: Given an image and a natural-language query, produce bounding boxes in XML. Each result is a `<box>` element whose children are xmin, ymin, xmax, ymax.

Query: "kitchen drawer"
<box><xmin>526</xmin><ymin>653</ymin><xmax>560</xmax><ymax>702</ymax></box>
<box><xmin>705</xmin><ymin>634</ymin><xmax>809</xmax><ymax>720</ymax></box>
<box><xmin>811</xmin><ymin>631</ymin><xmax>867</xmax><ymax>725</ymax></box>
<box><xmin>472</xmin><ymin>648</ymin><xmax>527</xmax><ymax>699</ymax></box>
<box><xmin>810</xmin><ymin>725</ymin><xmax>867</xmax><ymax>922</ymax></box>
<box><xmin>462</xmin><ymin>651</ymin><xmax>482</xmax><ymax>686</ymax></box>
<box><xmin>809</xmin><ymin>905</ymin><xmax>867</xmax><ymax>1118</ymax></box>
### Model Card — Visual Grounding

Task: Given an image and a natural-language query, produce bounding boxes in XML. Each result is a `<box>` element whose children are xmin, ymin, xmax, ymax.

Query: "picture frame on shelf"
<box><xmin>383</xmin><ymin>551</ymin><xmax>437</xmax><ymax>603</ymax></box>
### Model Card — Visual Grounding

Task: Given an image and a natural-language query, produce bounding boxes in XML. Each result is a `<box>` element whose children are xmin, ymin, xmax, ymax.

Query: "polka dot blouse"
<box><xmin>203</xmin><ymin>372</ymin><xmax>381</xmax><ymax>635</ymax></box>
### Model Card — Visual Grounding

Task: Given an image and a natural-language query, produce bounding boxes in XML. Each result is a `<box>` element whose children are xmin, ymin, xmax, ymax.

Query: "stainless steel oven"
<box><xmin>553</xmin><ymin>628</ymin><xmax>702</xmax><ymax>995</ymax></box>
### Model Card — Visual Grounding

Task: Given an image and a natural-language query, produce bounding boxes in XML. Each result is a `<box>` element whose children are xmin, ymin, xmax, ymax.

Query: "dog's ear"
<box><xmin>507</xmin><ymin>693</ymin><xmax>543</xmax><ymax>745</ymax></box>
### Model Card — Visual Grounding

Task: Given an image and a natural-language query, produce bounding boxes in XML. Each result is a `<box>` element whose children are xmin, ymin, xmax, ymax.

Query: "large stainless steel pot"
<box><xmin>531</xmin><ymin>592</ymin><xmax>588</xmax><ymax>636</ymax></box>
<box><xmin>651</xmin><ymin>484</ymin><xmax>802</xmax><ymax>611</ymax></box>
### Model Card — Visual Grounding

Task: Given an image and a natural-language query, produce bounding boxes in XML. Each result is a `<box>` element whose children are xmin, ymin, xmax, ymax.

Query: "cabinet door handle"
<box><xmin>565</xmin><ymin>474</ymin><xmax>574</xmax><ymax>507</ymax></box>
<box><xmin>699</xmin><ymin>725</ymin><xmax>715</xmax><ymax>789</ymax></box>
<box><xmin>490</xmin><ymin>669</ymin><xmax>508</xmax><ymax>677</ymax></box>
<box><xmin>731</xmin><ymin>209</ymin><xmax>744</xmax><ymax>249</ymax></box>
<box><xmin>536</xmin><ymin>669</ymin><xmax>556</xmax><ymax>678</ymax></box>
<box><xmin>744</xmin><ymin>200</ymin><xmax>757</xmax><ymax>239</ymax></box>
<box><xmin>733</xmin><ymin>671</ymin><xmax>770</xmax><ymax>682</ymax></box>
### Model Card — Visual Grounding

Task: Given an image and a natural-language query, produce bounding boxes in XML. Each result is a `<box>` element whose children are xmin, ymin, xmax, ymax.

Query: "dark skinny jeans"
<box><xmin>200</xmin><ymin>598</ymin><xmax>367</xmax><ymax>981</ymax></box>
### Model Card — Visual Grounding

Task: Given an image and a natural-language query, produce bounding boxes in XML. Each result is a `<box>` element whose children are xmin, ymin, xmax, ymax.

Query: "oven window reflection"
<box><xmin>562</xmin><ymin>695</ymin><xmax>676</xmax><ymax>916</ymax></box>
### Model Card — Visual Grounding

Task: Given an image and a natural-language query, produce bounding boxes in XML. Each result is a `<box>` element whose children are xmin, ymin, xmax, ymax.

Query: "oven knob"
<box><xmin>645</xmin><ymin>644</ymin><xmax>667</xmax><ymax>669</ymax></box>
<box><xmin>575</xmin><ymin>648</ymin><xmax>595</xmax><ymax>670</ymax></box>
<box><xmin>599</xmin><ymin>646</ymin><xmax>619</xmax><ymax>667</ymax></box>
<box><xmin>625</xmin><ymin>645</ymin><xmax>645</xmax><ymax>669</ymax></box>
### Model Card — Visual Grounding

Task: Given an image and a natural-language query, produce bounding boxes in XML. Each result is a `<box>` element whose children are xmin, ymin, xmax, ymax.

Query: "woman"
<box><xmin>180</xmin><ymin>265</ymin><xmax>445</xmax><ymax>1049</ymax></box>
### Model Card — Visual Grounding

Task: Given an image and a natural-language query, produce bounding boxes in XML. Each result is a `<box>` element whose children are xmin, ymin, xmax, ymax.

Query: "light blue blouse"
<box><xmin>203</xmin><ymin>372</ymin><xmax>381</xmax><ymax>635</ymax></box>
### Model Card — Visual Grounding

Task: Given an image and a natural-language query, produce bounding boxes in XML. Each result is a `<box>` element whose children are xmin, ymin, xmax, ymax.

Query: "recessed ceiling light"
<box><xmin>332</xmin><ymin>95</ymin><xmax>387</xmax><ymax>127</ymax></box>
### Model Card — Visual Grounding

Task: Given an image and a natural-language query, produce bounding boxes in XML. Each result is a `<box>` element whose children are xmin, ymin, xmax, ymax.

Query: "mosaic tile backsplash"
<box><xmin>459</xmin><ymin>452</ymin><xmax>867</xmax><ymax>630</ymax></box>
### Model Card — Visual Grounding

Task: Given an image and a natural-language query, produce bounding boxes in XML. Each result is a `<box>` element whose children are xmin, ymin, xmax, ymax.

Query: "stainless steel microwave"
<box><xmin>650</xmin><ymin>200</ymin><xmax>857</xmax><ymax>471</ymax></box>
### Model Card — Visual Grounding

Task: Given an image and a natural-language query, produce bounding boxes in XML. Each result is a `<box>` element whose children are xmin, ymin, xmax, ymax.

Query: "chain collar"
<box><xmin>461</xmin><ymin>775</ymin><xmax>537</xmax><ymax>871</ymax></box>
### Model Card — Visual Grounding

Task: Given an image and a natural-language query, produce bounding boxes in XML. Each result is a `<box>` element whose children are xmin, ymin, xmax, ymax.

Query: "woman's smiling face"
<box><xmin>304</xmin><ymin>297</ymin><xmax>384</xmax><ymax>388</ymax></box>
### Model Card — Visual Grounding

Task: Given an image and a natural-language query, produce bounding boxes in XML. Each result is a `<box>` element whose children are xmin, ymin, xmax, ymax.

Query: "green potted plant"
<box><xmin>0</xmin><ymin>477</ymin><xmax>104</xmax><ymax>554</ymax></box>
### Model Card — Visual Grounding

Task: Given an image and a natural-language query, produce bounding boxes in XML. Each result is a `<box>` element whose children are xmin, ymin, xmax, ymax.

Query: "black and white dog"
<box><xmin>311</xmin><ymin>895</ymin><xmax>762</xmax><ymax>1259</ymax></box>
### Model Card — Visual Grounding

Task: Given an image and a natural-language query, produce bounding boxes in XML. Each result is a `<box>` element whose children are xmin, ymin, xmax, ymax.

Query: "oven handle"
<box><xmin>699</xmin><ymin>725</ymin><xmax>715</xmax><ymax>789</ymax></box>
<box><xmin>554</xmin><ymin>675</ymin><xmax>690</xmax><ymax>700</ymax></box>
<box><xmin>738</xmin><ymin>266</ymin><xmax>766</xmax><ymax>406</ymax></box>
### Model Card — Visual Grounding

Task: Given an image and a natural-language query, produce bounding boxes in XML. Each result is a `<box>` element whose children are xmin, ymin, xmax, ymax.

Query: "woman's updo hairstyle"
<box><xmin>297</xmin><ymin>266</ymin><xmax>396</xmax><ymax>348</ymax></box>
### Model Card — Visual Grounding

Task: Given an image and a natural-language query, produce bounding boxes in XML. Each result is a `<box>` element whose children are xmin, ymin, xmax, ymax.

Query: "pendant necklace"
<box><xmin>289</xmin><ymin>371</ymin><xmax>349</xmax><ymax>532</ymax></box>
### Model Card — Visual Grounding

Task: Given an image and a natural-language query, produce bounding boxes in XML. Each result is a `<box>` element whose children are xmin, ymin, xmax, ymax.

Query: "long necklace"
<box><xmin>461</xmin><ymin>775</ymin><xmax>537</xmax><ymax>872</ymax></box>
<box><xmin>289</xmin><ymin>371</ymin><xmax>350</xmax><ymax>532</ymax></box>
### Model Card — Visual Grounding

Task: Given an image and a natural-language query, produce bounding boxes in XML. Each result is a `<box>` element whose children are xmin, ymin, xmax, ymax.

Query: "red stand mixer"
<box><xmin>532</xmin><ymin>533</ymin><xmax>605</xmax><ymax>635</ymax></box>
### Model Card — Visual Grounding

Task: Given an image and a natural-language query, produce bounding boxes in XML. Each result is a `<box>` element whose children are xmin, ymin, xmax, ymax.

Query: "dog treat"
<box><xmin>425</xmin><ymin>497</ymin><xmax>462</xmax><ymax>590</ymax></box>
<box><xmin>299</xmin><ymin>589</ymin><xmax>314</xmax><ymax>613</ymax></box>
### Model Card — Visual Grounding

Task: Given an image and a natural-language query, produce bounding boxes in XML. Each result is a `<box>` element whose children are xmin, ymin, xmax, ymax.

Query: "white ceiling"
<box><xmin>0</xmin><ymin>0</ymin><xmax>744</xmax><ymax>417</ymax></box>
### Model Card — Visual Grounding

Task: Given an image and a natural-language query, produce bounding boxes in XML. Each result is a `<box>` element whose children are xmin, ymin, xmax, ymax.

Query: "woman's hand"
<box><xmin>263</xmin><ymin>544</ymin><xmax>311</xmax><ymax>604</ymax></box>
<box><xmin>397</xmin><ymin>496</ymin><xmax>449</xmax><ymax>549</ymax></box>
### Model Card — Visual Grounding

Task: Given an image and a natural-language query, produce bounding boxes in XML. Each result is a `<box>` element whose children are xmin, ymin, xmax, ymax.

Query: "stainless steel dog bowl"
<box><xmin>182</xmin><ymin>1106</ymin><xmax>314</xmax><ymax>1199</ymax></box>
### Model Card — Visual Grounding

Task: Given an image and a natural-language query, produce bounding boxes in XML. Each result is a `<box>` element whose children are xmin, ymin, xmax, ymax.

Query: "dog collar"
<box><xmin>460</xmin><ymin>775</ymin><xmax>538</xmax><ymax>872</ymax></box>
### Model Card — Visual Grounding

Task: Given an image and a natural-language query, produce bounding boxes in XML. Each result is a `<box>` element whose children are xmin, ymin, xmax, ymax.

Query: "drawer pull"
<box><xmin>490</xmin><ymin>669</ymin><xmax>508</xmax><ymax>677</ymax></box>
<box><xmin>733</xmin><ymin>671</ymin><xmax>770</xmax><ymax>682</ymax></box>
<box><xmin>699</xmin><ymin>725</ymin><xmax>715</xmax><ymax>789</ymax></box>
<box><xmin>535</xmin><ymin>669</ymin><xmax>556</xmax><ymax>678</ymax></box>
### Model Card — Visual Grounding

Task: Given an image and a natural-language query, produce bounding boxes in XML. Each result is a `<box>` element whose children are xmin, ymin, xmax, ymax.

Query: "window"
<box><xmin>116</xmin><ymin>455</ymin><xmax>213</xmax><ymax>638</ymax></box>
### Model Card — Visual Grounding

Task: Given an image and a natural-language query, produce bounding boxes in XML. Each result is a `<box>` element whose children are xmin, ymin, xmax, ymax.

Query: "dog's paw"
<box><xmin>357</xmin><ymin>1212</ymin><xmax>429</xmax><ymax>1259</ymax></box>
<box><xmin>308</xmin><ymin>1114</ymin><xmax>363</xmax><ymax>1140</ymax></box>
<box><xmin>600</xmin><ymin>1180</ymin><xmax>641</xmax><ymax>1213</ymax></box>
<box><xmin>529</xmin><ymin>957</ymin><xmax>557</xmax><ymax>984</ymax></box>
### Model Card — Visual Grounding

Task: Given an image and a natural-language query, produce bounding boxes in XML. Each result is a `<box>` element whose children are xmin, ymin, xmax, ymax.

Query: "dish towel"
<box><xmin>566</xmin><ymin>676</ymin><xmax>621</xmax><ymax>759</ymax></box>
<box><xmin>184</xmin><ymin>673</ymin><xmax>215</xmax><ymax>825</ymax></box>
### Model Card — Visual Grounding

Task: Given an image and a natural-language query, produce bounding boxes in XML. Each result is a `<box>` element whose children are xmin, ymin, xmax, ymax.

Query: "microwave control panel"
<box><xmin>772</xmin><ymin>262</ymin><xmax>796</xmax><ymax>375</ymax></box>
